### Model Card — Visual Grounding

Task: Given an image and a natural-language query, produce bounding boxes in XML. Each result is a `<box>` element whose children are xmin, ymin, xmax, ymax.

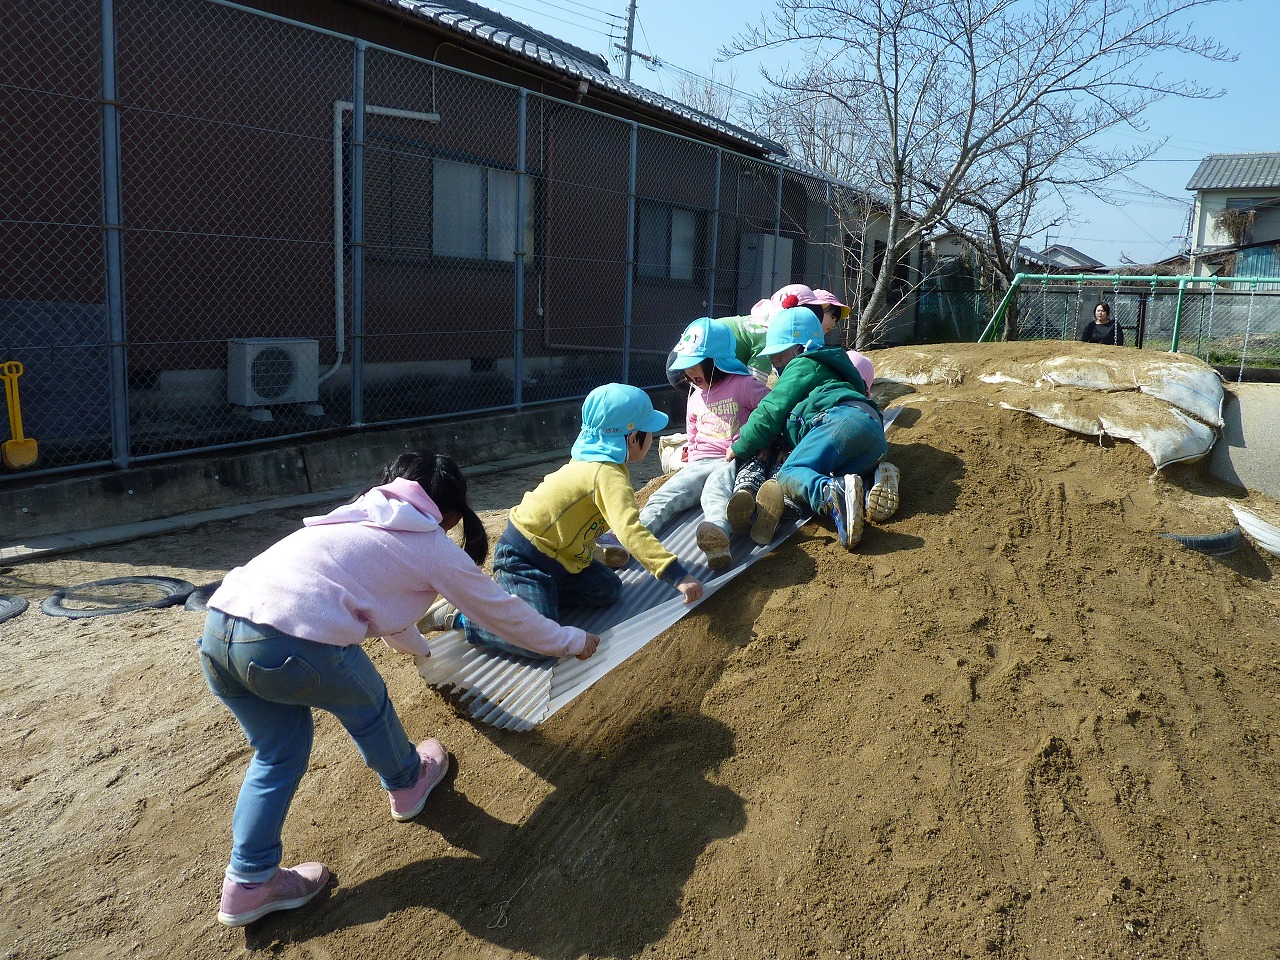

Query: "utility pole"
<box><xmin>622</xmin><ymin>0</ymin><xmax>637</xmax><ymax>80</ymax></box>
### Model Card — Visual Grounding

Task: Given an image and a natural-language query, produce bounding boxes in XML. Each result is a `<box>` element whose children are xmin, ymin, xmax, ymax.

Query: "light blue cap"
<box><xmin>571</xmin><ymin>383</ymin><xmax>669</xmax><ymax>463</ymax></box>
<box><xmin>668</xmin><ymin>317</ymin><xmax>751</xmax><ymax>375</ymax></box>
<box><xmin>760</xmin><ymin>305</ymin><xmax>825</xmax><ymax>356</ymax></box>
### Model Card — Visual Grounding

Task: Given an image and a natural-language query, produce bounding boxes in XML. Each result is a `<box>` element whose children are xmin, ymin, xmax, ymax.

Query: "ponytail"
<box><xmin>378</xmin><ymin>451</ymin><xmax>489</xmax><ymax>565</ymax></box>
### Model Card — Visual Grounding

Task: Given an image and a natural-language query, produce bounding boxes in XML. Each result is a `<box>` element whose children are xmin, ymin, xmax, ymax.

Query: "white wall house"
<box><xmin>1187</xmin><ymin>152</ymin><xmax>1280</xmax><ymax>277</ymax></box>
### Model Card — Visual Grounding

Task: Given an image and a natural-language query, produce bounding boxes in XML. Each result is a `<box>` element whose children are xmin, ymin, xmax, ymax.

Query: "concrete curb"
<box><xmin>0</xmin><ymin>447</ymin><xmax>576</xmax><ymax>565</ymax></box>
<box><xmin>1208</xmin><ymin>383</ymin><xmax>1280</xmax><ymax>501</ymax></box>
<box><xmin>1</xmin><ymin>390</ymin><xmax>685</xmax><ymax>565</ymax></box>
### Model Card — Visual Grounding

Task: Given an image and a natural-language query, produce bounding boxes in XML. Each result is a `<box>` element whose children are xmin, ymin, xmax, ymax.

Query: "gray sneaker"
<box><xmin>422</xmin><ymin>599</ymin><xmax>457</xmax><ymax>632</ymax></box>
<box><xmin>696</xmin><ymin>521</ymin><xmax>733</xmax><ymax>570</ymax></box>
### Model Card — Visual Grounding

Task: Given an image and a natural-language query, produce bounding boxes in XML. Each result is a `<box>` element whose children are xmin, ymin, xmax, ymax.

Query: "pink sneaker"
<box><xmin>217</xmin><ymin>862</ymin><xmax>330</xmax><ymax>927</ymax></box>
<box><xmin>389</xmin><ymin>738</ymin><xmax>449</xmax><ymax>822</ymax></box>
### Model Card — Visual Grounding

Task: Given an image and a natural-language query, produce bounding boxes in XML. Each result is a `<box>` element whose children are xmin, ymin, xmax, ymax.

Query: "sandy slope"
<box><xmin>2</xmin><ymin>342</ymin><xmax>1278</xmax><ymax>960</ymax></box>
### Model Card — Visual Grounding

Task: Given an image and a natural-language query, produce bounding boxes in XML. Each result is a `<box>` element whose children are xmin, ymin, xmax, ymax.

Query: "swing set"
<box><xmin>980</xmin><ymin>272</ymin><xmax>1279</xmax><ymax>376</ymax></box>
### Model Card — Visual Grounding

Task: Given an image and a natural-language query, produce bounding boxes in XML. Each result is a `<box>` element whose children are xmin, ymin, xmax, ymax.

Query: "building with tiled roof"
<box><xmin>1187</xmin><ymin>152</ymin><xmax>1280</xmax><ymax>277</ymax></box>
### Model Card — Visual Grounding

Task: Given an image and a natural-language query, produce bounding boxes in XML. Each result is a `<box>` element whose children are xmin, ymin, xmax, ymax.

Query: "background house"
<box><xmin>2</xmin><ymin>0</ymin><xmax>910</xmax><ymax>478</ymax></box>
<box><xmin>1038</xmin><ymin>243</ymin><xmax>1107</xmax><ymax>273</ymax></box>
<box><xmin>1187</xmin><ymin>152</ymin><xmax>1280</xmax><ymax>279</ymax></box>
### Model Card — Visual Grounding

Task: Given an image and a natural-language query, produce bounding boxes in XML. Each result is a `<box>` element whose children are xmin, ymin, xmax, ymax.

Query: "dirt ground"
<box><xmin>3</xmin><ymin>341</ymin><xmax>1280</xmax><ymax>960</ymax></box>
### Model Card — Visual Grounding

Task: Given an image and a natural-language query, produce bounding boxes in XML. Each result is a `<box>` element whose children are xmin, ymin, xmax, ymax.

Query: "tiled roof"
<box><xmin>1042</xmin><ymin>244</ymin><xmax>1105</xmax><ymax>269</ymax></box>
<box><xmin>1186</xmin><ymin>153</ymin><xmax>1280</xmax><ymax>192</ymax></box>
<box><xmin>388</xmin><ymin>0</ymin><xmax>785</xmax><ymax>156</ymax></box>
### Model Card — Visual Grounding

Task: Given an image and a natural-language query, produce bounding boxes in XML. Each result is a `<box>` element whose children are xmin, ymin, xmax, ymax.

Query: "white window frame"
<box><xmin>637</xmin><ymin>199</ymin><xmax>701</xmax><ymax>282</ymax></box>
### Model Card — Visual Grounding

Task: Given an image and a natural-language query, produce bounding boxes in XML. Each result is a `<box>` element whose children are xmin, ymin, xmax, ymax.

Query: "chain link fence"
<box><xmin>1</xmin><ymin>0</ymin><xmax>851</xmax><ymax>481</ymax></box>
<box><xmin>926</xmin><ymin>283</ymin><xmax>1280</xmax><ymax>377</ymax></box>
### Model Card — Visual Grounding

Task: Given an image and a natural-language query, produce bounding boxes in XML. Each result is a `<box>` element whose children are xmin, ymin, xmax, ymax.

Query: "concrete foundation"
<box><xmin>1</xmin><ymin>389</ymin><xmax>684</xmax><ymax>561</ymax></box>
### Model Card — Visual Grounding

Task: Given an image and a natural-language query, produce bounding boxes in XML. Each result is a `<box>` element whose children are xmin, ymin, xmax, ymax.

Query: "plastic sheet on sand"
<box><xmin>878</xmin><ymin>348</ymin><xmax>1224</xmax><ymax>470</ymax></box>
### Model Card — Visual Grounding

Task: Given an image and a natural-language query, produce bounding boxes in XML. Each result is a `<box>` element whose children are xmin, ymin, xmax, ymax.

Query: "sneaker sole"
<box><xmin>593</xmin><ymin>545</ymin><xmax>631</xmax><ymax>569</ymax></box>
<box><xmin>217</xmin><ymin>884</ymin><xmax>327</xmax><ymax>926</ymax></box>
<box><xmin>750</xmin><ymin>480</ymin><xmax>784</xmax><ymax>546</ymax></box>
<box><xmin>726</xmin><ymin>490</ymin><xmax>756</xmax><ymax>533</ymax></box>
<box><xmin>866</xmin><ymin>463</ymin><xmax>900</xmax><ymax>523</ymax></box>
<box><xmin>696</xmin><ymin>524</ymin><xmax>733</xmax><ymax>571</ymax></box>
<box><xmin>842</xmin><ymin>474</ymin><xmax>865</xmax><ymax>550</ymax></box>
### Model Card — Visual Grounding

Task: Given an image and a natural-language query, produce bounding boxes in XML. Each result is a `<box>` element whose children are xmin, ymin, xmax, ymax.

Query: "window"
<box><xmin>433</xmin><ymin>160</ymin><xmax>533</xmax><ymax>263</ymax></box>
<box><xmin>637</xmin><ymin>200</ymin><xmax>702</xmax><ymax>281</ymax></box>
<box><xmin>362</xmin><ymin>135</ymin><xmax>533</xmax><ymax>264</ymax></box>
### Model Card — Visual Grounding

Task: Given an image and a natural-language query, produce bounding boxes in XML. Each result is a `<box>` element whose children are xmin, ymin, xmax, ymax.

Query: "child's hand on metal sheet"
<box><xmin>576</xmin><ymin>633</ymin><xmax>601</xmax><ymax>660</ymax></box>
<box><xmin>677</xmin><ymin>576</ymin><xmax>704</xmax><ymax>604</ymax></box>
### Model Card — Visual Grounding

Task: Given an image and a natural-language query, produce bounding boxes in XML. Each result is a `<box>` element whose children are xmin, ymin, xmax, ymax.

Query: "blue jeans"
<box><xmin>199</xmin><ymin>609</ymin><xmax>419</xmax><ymax>883</ymax></box>
<box><xmin>776</xmin><ymin>403</ymin><xmax>887</xmax><ymax>514</ymax></box>
<box><xmin>460</xmin><ymin>524</ymin><xmax>620</xmax><ymax>659</ymax></box>
<box><xmin>638</xmin><ymin>457</ymin><xmax>737</xmax><ymax>534</ymax></box>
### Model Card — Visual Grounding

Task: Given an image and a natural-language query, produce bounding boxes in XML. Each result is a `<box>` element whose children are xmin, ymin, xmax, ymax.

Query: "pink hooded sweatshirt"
<box><xmin>208</xmin><ymin>479</ymin><xmax>589</xmax><ymax>659</ymax></box>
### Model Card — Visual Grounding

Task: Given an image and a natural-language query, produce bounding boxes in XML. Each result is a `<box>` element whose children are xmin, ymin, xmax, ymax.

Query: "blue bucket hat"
<box><xmin>760</xmin><ymin>306</ymin><xmax>825</xmax><ymax>356</ymax></box>
<box><xmin>571</xmin><ymin>383</ymin><xmax>669</xmax><ymax>463</ymax></box>
<box><xmin>668</xmin><ymin>317</ymin><xmax>751</xmax><ymax>376</ymax></box>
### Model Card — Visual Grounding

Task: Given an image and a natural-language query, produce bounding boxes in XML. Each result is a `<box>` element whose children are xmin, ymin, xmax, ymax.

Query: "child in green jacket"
<box><xmin>724</xmin><ymin>307</ymin><xmax>889</xmax><ymax>551</ymax></box>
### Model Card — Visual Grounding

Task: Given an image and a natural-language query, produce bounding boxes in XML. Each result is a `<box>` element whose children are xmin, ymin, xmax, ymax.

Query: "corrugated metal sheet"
<box><xmin>419</xmin><ymin>408</ymin><xmax>903</xmax><ymax>731</ymax></box>
<box><xmin>1235</xmin><ymin>246</ymin><xmax>1280</xmax><ymax>289</ymax></box>
<box><xmin>385</xmin><ymin>0</ymin><xmax>786</xmax><ymax>156</ymax></box>
<box><xmin>1186</xmin><ymin>153</ymin><xmax>1280</xmax><ymax>192</ymax></box>
<box><xmin>417</xmin><ymin>508</ymin><xmax>809</xmax><ymax>730</ymax></box>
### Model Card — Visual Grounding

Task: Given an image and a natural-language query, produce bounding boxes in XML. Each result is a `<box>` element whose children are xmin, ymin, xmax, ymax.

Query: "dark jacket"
<box><xmin>731</xmin><ymin>347</ymin><xmax>877</xmax><ymax>459</ymax></box>
<box><xmin>1078</xmin><ymin>316</ymin><xmax>1124</xmax><ymax>346</ymax></box>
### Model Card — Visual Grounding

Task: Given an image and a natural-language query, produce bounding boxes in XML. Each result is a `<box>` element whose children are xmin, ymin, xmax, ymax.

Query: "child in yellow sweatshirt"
<box><xmin>430</xmin><ymin>383</ymin><xmax>704</xmax><ymax>659</ymax></box>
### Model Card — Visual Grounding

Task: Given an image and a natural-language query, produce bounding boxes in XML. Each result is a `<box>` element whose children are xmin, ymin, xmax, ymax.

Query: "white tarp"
<box><xmin>877</xmin><ymin>346</ymin><xmax>1224</xmax><ymax>470</ymax></box>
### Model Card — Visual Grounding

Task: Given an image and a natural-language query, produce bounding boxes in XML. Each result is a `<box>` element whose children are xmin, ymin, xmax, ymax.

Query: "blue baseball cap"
<box><xmin>668</xmin><ymin>317</ymin><xmax>751</xmax><ymax>375</ymax></box>
<box><xmin>571</xmin><ymin>383</ymin><xmax>669</xmax><ymax>463</ymax></box>
<box><xmin>760</xmin><ymin>306</ymin><xmax>825</xmax><ymax>356</ymax></box>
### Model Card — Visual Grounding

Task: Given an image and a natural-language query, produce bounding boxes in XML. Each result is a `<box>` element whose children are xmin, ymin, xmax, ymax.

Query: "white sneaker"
<box><xmin>866</xmin><ymin>462</ymin><xmax>901</xmax><ymax>523</ymax></box>
<box><xmin>422</xmin><ymin>599</ymin><xmax>457</xmax><ymax>632</ymax></box>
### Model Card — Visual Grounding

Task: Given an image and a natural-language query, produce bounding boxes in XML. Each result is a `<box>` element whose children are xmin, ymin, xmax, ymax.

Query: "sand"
<box><xmin>2</xmin><ymin>341</ymin><xmax>1279</xmax><ymax>960</ymax></box>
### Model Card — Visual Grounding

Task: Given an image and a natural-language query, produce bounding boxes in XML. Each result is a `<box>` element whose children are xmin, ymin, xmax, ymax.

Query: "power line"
<box><xmin>493</xmin><ymin>0</ymin><xmax>623</xmax><ymax>37</ymax></box>
<box><xmin>506</xmin><ymin>0</ymin><xmax>624</xmax><ymax>24</ymax></box>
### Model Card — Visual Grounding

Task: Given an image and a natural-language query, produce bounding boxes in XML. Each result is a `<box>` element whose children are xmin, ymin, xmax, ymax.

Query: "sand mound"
<box><xmin>2</xmin><ymin>342</ymin><xmax>1279</xmax><ymax>959</ymax></box>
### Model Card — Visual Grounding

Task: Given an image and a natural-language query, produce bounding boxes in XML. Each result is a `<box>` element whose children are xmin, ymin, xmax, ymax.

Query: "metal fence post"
<box><xmin>622</xmin><ymin>121</ymin><xmax>637</xmax><ymax>382</ymax></box>
<box><xmin>101</xmin><ymin>0</ymin><xmax>130</xmax><ymax>467</ymax></box>
<box><xmin>772</xmin><ymin>167</ymin><xmax>783</xmax><ymax>291</ymax></box>
<box><xmin>821</xmin><ymin>181</ymin><xmax>831</xmax><ymax>287</ymax></box>
<box><xmin>514</xmin><ymin>89</ymin><xmax>527</xmax><ymax>408</ymax></box>
<box><xmin>1170</xmin><ymin>277</ymin><xmax>1187</xmax><ymax>353</ymax></box>
<box><xmin>708</xmin><ymin>148</ymin><xmax>721</xmax><ymax>314</ymax></box>
<box><xmin>349</xmin><ymin>40</ymin><xmax>366</xmax><ymax>425</ymax></box>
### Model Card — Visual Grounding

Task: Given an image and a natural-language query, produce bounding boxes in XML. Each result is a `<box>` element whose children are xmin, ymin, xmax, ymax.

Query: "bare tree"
<box><xmin>668</xmin><ymin>63</ymin><xmax>746</xmax><ymax>123</ymax></box>
<box><xmin>725</xmin><ymin>0</ymin><xmax>1233</xmax><ymax>348</ymax></box>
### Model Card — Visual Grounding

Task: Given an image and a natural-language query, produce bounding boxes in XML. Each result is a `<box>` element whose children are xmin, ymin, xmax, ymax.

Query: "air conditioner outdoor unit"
<box><xmin>227</xmin><ymin>338</ymin><xmax>320</xmax><ymax>407</ymax></box>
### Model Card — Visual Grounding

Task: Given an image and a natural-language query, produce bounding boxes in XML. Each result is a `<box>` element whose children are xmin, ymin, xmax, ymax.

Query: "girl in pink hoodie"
<box><xmin>199</xmin><ymin>451</ymin><xmax>599</xmax><ymax>927</ymax></box>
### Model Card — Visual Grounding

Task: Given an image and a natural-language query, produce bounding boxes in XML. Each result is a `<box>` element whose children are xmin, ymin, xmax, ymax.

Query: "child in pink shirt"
<box><xmin>200</xmin><ymin>451</ymin><xmax>599</xmax><ymax>927</ymax></box>
<box><xmin>637</xmin><ymin>317</ymin><xmax>769</xmax><ymax>569</ymax></box>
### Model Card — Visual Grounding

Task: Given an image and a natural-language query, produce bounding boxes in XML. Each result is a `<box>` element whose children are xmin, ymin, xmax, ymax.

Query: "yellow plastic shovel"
<box><xmin>1</xmin><ymin>361</ymin><xmax>39</xmax><ymax>469</ymax></box>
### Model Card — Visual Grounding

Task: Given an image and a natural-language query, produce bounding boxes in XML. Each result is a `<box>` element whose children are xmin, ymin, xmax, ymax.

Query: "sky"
<box><xmin>486</xmin><ymin>0</ymin><xmax>1280</xmax><ymax>266</ymax></box>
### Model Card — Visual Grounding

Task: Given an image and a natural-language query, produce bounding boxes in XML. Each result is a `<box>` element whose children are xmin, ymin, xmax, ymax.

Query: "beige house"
<box><xmin>1187</xmin><ymin>152</ymin><xmax>1280</xmax><ymax>277</ymax></box>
